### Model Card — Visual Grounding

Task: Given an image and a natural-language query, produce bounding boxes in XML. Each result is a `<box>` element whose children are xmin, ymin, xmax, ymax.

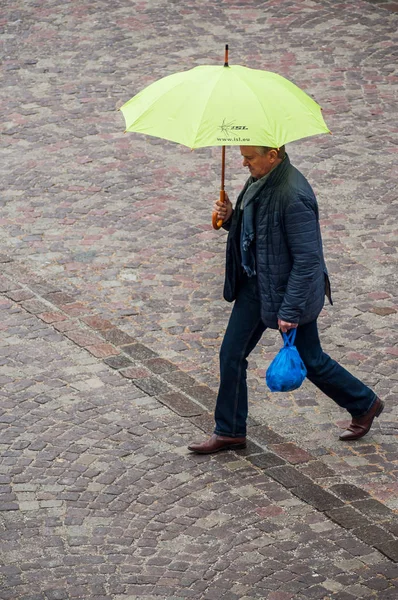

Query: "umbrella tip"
<box><xmin>224</xmin><ymin>44</ymin><xmax>229</xmax><ymax>67</ymax></box>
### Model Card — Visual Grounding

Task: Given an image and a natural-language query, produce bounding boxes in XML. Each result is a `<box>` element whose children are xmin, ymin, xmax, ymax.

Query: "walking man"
<box><xmin>188</xmin><ymin>146</ymin><xmax>384</xmax><ymax>454</ymax></box>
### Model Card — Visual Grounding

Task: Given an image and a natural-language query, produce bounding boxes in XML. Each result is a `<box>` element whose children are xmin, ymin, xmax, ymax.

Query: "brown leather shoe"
<box><xmin>188</xmin><ymin>433</ymin><xmax>247</xmax><ymax>454</ymax></box>
<box><xmin>339</xmin><ymin>397</ymin><xmax>384</xmax><ymax>441</ymax></box>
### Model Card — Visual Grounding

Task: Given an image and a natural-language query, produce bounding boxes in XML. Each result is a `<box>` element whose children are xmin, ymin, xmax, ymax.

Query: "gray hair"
<box><xmin>255</xmin><ymin>145</ymin><xmax>286</xmax><ymax>159</ymax></box>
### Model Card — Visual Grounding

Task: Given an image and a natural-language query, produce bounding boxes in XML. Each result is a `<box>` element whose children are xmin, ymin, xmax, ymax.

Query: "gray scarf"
<box><xmin>240</xmin><ymin>172</ymin><xmax>272</xmax><ymax>277</ymax></box>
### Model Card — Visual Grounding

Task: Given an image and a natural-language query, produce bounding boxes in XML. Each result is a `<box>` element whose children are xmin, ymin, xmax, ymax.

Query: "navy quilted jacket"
<box><xmin>223</xmin><ymin>155</ymin><xmax>332</xmax><ymax>329</ymax></box>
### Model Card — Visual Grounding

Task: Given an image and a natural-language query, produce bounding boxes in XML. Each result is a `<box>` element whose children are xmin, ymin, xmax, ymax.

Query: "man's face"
<box><xmin>240</xmin><ymin>146</ymin><xmax>277</xmax><ymax>179</ymax></box>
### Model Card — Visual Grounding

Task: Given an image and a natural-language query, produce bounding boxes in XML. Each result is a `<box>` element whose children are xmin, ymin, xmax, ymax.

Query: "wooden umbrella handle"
<box><xmin>212</xmin><ymin>190</ymin><xmax>225</xmax><ymax>230</ymax></box>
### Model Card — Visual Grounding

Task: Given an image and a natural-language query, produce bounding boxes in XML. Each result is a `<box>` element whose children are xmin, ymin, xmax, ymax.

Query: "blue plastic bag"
<box><xmin>266</xmin><ymin>329</ymin><xmax>307</xmax><ymax>392</ymax></box>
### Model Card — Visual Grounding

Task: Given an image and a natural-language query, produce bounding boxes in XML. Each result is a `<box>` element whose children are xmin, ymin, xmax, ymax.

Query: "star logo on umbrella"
<box><xmin>219</xmin><ymin>118</ymin><xmax>236</xmax><ymax>137</ymax></box>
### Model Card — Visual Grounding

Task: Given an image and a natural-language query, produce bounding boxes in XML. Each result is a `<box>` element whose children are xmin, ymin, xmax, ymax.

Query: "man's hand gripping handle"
<box><xmin>212</xmin><ymin>190</ymin><xmax>232</xmax><ymax>230</ymax></box>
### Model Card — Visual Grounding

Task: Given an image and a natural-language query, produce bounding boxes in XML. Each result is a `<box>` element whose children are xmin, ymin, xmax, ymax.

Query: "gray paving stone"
<box><xmin>351</xmin><ymin>498</ymin><xmax>395</xmax><ymax>522</ymax></box>
<box><xmin>133</xmin><ymin>376</ymin><xmax>172</xmax><ymax>396</ymax></box>
<box><xmin>123</xmin><ymin>343</ymin><xmax>158</xmax><ymax>360</ymax></box>
<box><xmin>157</xmin><ymin>392</ymin><xmax>204</xmax><ymax>417</ymax></box>
<box><xmin>373</xmin><ymin>539</ymin><xmax>398</xmax><ymax>563</ymax></box>
<box><xmin>326</xmin><ymin>505</ymin><xmax>373</xmax><ymax>530</ymax></box>
<box><xmin>299</xmin><ymin>461</ymin><xmax>337</xmax><ymax>480</ymax></box>
<box><xmin>292</xmin><ymin>484</ymin><xmax>345</xmax><ymax>511</ymax></box>
<box><xmin>330</xmin><ymin>484</ymin><xmax>371</xmax><ymax>502</ymax></box>
<box><xmin>103</xmin><ymin>355</ymin><xmax>134</xmax><ymax>370</ymax></box>
<box><xmin>250</xmin><ymin>425</ymin><xmax>286</xmax><ymax>446</ymax></box>
<box><xmin>144</xmin><ymin>357</ymin><xmax>179</xmax><ymax>375</ymax></box>
<box><xmin>266</xmin><ymin>465</ymin><xmax>314</xmax><ymax>489</ymax></box>
<box><xmin>100</xmin><ymin>328</ymin><xmax>137</xmax><ymax>346</ymax></box>
<box><xmin>353</xmin><ymin>524</ymin><xmax>395</xmax><ymax>547</ymax></box>
<box><xmin>185</xmin><ymin>385</ymin><xmax>217</xmax><ymax>410</ymax></box>
<box><xmin>163</xmin><ymin>370</ymin><xmax>198</xmax><ymax>389</ymax></box>
<box><xmin>247</xmin><ymin>452</ymin><xmax>287</xmax><ymax>470</ymax></box>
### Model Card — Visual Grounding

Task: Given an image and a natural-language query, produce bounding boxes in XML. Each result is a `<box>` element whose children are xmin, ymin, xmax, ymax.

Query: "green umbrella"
<box><xmin>120</xmin><ymin>46</ymin><xmax>330</xmax><ymax>228</ymax></box>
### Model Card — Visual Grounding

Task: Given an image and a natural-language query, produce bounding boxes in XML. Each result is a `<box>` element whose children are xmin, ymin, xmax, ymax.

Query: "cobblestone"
<box><xmin>1</xmin><ymin>0</ymin><xmax>397</xmax><ymax>597</ymax></box>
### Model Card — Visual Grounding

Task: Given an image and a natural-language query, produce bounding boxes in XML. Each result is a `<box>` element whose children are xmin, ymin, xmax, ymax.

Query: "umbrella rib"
<box><xmin>189</xmin><ymin>67</ymin><xmax>228</xmax><ymax>148</ymax></box>
<box><xmin>122</xmin><ymin>75</ymin><xmax>191</xmax><ymax>134</ymax></box>
<box><xmin>231</xmin><ymin>67</ymin><xmax>328</xmax><ymax>147</ymax></box>
<box><xmin>232</xmin><ymin>68</ymin><xmax>280</xmax><ymax>146</ymax></box>
<box><xmin>123</xmin><ymin>67</ymin><xmax>224</xmax><ymax>148</ymax></box>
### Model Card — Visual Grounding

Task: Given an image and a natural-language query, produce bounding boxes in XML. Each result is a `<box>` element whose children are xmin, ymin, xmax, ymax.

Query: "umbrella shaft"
<box><xmin>221</xmin><ymin>145</ymin><xmax>226</xmax><ymax>191</ymax></box>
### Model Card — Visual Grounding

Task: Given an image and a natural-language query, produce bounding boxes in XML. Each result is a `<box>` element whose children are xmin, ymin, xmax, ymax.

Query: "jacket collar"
<box><xmin>264</xmin><ymin>153</ymin><xmax>290</xmax><ymax>187</ymax></box>
<box><xmin>249</xmin><ymin>154</ymin><xmax>291</xmax><ymax>190</ymax></box>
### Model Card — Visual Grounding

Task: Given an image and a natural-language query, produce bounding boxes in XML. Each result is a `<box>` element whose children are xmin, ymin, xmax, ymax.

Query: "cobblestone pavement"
<box><xmin>1</xmin><ymin>277</ymin><xmax>398</xmax><ymax>599</ymax></box>
<box><xmin>1</xmin><ymin>0</ymin><xmax>397</xmax><ymax>598</ymax></box>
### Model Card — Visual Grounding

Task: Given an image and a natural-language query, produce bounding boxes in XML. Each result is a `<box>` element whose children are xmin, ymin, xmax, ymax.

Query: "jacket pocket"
<box><xmin>324</xmin><ymin>270</ymin><xmax>333</xmax><ymax>305</ymax></box>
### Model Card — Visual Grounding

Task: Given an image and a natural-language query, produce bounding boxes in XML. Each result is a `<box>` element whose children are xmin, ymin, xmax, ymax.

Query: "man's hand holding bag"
<box><xmin>266</xmin><ymin>329</ymin><xmax>307</xmax><ymax>392</ymax></box>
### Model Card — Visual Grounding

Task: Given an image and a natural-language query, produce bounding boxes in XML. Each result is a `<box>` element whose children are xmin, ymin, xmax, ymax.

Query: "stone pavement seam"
<box><xmin>1</xmin><ymin>256</ymin><xmax>397</xmax><ymax>563</ymax></box>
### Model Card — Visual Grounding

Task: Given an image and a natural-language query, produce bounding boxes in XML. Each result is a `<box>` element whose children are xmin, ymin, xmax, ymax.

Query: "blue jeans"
<box><xmin>214</xmin><ymin>276</ymin><xmax>377</xmax><ymax>437</ymax></box>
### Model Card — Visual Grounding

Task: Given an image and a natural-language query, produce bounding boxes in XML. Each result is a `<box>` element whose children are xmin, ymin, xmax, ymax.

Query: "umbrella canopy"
<box><xmin>120</xmin><ymin>50</ymin><xmax>330</xmax><ymax>229</ymax></box>
<box><xmin>120</xmin><ymin>64</ymin><xmax>330</xmax><ymax>149</ymax></box>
